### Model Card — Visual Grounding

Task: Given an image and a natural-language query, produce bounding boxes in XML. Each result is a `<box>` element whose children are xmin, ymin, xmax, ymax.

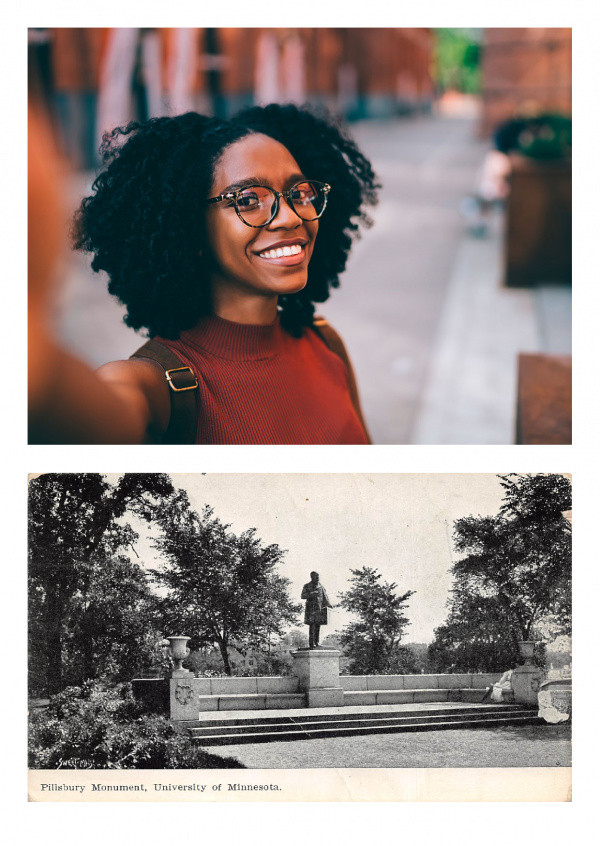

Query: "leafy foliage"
<box><xmin>28</xmin><ymin>682</ymin><xmax>244</xmax><ymax>769</ymax></box>
<box><xmin>428</xmin><ymin>593</ymin><xmax>546</xmax><ymax>673</ymax></box>
<box><xmin>434</xmin><ymin>29</ymin><xmax>481</xmax><ymax>94</ymax></box>
<box><xmin>516</xmin><ymin>115</ymin><xmax>572</xmax><ymax>160</ymax></box>
<box><xmin>185</xmin><ymin>646</ymin><xmax>294</xmax><ymax>677</ymax></box>
<box><xmin>28</xmin><ymin>473</ymin><xmax>179</xmax><ymax>695</ymax></box>
<box><xmin>281</xmin><ymin>629</ymin><xmax>310</xmax><ymax>650</ymax></box>
<box><xmin>62</xmin><ymin>556</ymin><xmax>163</xmax><ymax>685</ymax></box>
<box><xmin>338</xmin><ymin>567</ymin><xmax>416</xmax><ymax>675</ymax></box>
<box><xmin>403</xmin><ymin>643</ymin><xmax>432</xmax><ymax>674</ymax></box>
<box><xmin>429</xmin><ymin>474</ymin><xmax>571</xmax><ymax>673</ymax></box>
<box><xmin>153</xmin><ymin>505</ymin><xmax>301</xmax><ymax>675</ymax></box>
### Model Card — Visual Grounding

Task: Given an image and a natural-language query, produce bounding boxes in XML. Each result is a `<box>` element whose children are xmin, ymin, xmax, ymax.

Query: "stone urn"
<box><xmin>518</xmin><ymin>640</ymin><xmax>535</xmax><ymax>665</ymax></box>
<box><xmin>165</xmin><ymin>635</ymin><xmax>191</xmax><ymax>677</ymax></box>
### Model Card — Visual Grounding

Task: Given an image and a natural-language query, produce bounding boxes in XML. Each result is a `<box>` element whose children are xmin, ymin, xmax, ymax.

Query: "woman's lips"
<box><xmin>255</xmin><ymin>243</ymin><xmax>307</xmax><ymax>266</ymax></box>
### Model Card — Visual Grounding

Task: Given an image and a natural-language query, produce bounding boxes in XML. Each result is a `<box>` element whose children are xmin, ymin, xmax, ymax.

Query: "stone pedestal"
<box><xmin>170</xmin><ymin>678</ymin><xmax>198</xmax><ymax>721</ymax></box>
<box><xmin>291</xmin><ymin>649</ymin><xmax>344</xmax><ymax>708</ymax></box>
<box><xmin>171</xmin><ymin>667</ymin><xmax>193</xmax><ymax>679</ymax></box>
<box><xmin>511</xmin><ymin>664</ymin><xmax>544</xmax><ymax>706</ymax></box>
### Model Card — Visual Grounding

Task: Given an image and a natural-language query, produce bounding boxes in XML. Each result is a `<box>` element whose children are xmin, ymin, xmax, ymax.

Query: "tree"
<box><xmin>427</xmin><ymin>592</ymin><xmax>547</xmax><ymax>673</ymax></box>
<box><xmin>434</xmin><ymin>29</ymin><xmax>481</xmax><ymax>94</ymax></box>
<box><xmin>429</xmin><ymin>474</ymin><xmax>571</xmax><ymax>672</ymax></box>
<box><xmin>28</xmin><ymin>473</ymin><xmax>178</xmax><ymax>695</ymax></box>
<box><xmin>337</xmin><ymin>567</ymin><xmax>416</xmax><ymax>675</ymax></box>
<box><xmin>153</xmin><ymin>505</ymin><xmax>301</xmax><ymax>675</ymax></box>
<box><xmin>403</xmin><ymin>643</ymin><xmax>431</xmax><ymax>673</ymax></box>
<box><xmin>64</xmin><ymin>556</ymin><xmax>162</xmax><ymax>685</ymax></box>
<box><xmin>282</xmin><ymin>629</ymin><xmax>309</xmax><ymax>650</ymax></box>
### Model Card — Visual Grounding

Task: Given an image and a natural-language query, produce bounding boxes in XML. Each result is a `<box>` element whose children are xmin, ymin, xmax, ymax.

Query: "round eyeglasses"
<box><xmin>207</xmin><ymin>180</ymin><xmax>331</xmax><ymax>228</ymax></box>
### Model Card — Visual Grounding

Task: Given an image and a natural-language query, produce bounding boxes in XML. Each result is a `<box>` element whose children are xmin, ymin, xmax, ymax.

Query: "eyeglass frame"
<box><xmin>206</xmin><ymin>179</ymin><xmax>331</xmax><ymax>228</ymax></box>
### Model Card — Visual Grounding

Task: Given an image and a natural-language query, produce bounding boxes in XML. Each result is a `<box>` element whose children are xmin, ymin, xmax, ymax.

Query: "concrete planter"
<box><xmin>518</xmin><ymin>640</ymin><xmax>535</xmax><ymax>665</ymax></box>
<box><xmin>505</xmin><ymin>154</ymin><xmax>571</xmax><ymax>287</ymax></box>
<box><xmin>165</xmin><ymin>636</ymin><xmax>192</xmax><ymax>677</ymax></box>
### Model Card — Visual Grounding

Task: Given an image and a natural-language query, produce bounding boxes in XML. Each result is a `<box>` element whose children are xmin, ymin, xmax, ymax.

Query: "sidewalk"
<box><xmin>411</xmin><ymin>211</ymin><xmax>572</xmax><ymax>444</ymax></box>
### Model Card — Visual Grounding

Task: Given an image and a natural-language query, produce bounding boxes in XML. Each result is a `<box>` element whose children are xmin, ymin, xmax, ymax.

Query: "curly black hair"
<box><xmin>73</xmin><ymin>103</ymin><xmax>379</xmax><ymax>339</ymax></box>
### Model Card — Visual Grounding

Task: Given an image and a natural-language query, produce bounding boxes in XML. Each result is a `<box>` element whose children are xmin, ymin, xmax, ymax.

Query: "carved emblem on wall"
<box><xmin>175</xmin><ymin>683</ymin><xmax>194</xmax><ymax>706</ymax></box>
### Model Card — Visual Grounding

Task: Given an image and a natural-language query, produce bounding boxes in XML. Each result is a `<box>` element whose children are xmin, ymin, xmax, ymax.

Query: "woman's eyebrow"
<box><xmin>222</xmin><ymin>173</ymin><xmax>306</xmax><ymax>193</ymax></box>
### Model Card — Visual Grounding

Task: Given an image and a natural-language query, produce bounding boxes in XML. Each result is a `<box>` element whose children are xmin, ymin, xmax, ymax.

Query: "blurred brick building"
<box><xmin>214</xmin><ymin>28</ymin><xmax>434</xmax><ymax>118</ymax></box>
<box><xmin>29</xmin><ymin>27</ymin><xmax>433</xmax><ymax>168</ymax></box>
<box><xmin>479</xmin><ymin>28</ymin><xmax>572</xmax><ymax>138</ymax></box>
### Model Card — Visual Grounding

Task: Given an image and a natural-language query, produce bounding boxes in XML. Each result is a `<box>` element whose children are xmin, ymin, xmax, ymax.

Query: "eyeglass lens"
<box><xmin>236</xmin><ymin>182</ymin><xmax>326</xmax><ymax>225</ymax></box>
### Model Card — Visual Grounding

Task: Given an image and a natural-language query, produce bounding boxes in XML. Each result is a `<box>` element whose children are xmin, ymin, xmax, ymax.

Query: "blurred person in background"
<box><xmin>461</xmin><ymin>103</ymin><xmax>572</xmax><ymax>238</ymax></box>
<box><xmin>30</xmin><ymin>104</ymin><xmax>379</xmax><ymax>444</ymax></box>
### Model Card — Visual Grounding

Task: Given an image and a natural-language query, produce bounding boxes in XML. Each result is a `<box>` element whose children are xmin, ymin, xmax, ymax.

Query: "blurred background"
<box><xmin>28</xmin><ymin>27</ymin><xmax>572</xmax><ymax>444</ymax></box>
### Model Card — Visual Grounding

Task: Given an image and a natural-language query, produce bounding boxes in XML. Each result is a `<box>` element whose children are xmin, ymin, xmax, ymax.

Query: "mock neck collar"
<box><xmin>177</xmin><ymin>312</ymin><xmax>286</xmax><ymax>361</ymax></box>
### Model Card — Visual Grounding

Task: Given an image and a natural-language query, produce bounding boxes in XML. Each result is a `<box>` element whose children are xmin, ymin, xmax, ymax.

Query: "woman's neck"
<box><xmin>212</xmin><ymin>287</ymin><xmax>279</xmax><ymax>325</ymax></box>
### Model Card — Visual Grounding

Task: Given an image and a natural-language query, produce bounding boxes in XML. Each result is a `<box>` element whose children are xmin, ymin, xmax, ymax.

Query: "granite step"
<box><xmin>188</xmin><ymin>712</ymin><xmax>542</xmax><ymax>746</ymax></box>
<box><xmin>188</xmin><ymin>706</ymin><xmax>531</xmax><ymax>737</ymax></box>
<box><xmin>185</xmin><ymin>704</ymin><xmax>541</xmax><ymax>745</ymax></box>
<box><xmin>185</xmin><ymin>702</ymin><xmax>525</xmax><ymax>729</ymax></box>
<box><xmin>188</xmin><ymin>703</ymin><xmax>530</xmax><ymax>729</ymax></box>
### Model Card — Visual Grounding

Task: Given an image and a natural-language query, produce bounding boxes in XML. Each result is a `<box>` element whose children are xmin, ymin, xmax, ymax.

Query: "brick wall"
<box><xmin>208</xmin><ymin>27</ymin><xmax>434</xmax><ymax>117</ymax></box>
<box><xmin>479</xmin><ymin>28</ymin><xmax>572</xmax><ymax>138</ymax></box>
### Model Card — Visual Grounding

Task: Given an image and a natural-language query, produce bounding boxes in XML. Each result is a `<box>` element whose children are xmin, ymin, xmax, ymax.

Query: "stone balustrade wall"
<box><xmin>340</xmin><ymin>673</ymin><xmax>502</xmax><ymax>691</ymax></box>
<box><xmin>186</xmin><ymin>676</ymin><xmax>301</xmax><ymax>695</ymax></box>
<box><xmin>165</xmin><ymin>672</ymin><xmax>507</xmax><ymax>719</ymax></box>
<box><xmin>165</xmin><ymin>672</ymin><xmax>502</xmax><ymax>699</ymax></box>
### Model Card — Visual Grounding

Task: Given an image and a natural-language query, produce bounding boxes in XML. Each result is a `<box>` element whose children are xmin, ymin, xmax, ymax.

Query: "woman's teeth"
<box><xmin>259</xmin><ymin>244</ymin><xmax>303</xmax><ymax>259</ymax></box>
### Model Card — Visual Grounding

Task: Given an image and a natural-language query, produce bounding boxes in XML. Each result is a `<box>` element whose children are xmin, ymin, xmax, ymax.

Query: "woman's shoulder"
<box><xmin>310</xmin><ymin>316</ymin><xmax>351</xmax><ymax>367</ymax></box>
<box><xmin>96</xmin><ymin>357</ymin><xmax>172</xmax><ymax>440</ymax></box>
<box><xmin>97</xmin><ymin>355</ymin><xmax>168</xmax><ymax>387</ymax></box>
<box><xmin>312</xmin><ymin>315</ymin><xmax>345</xmax><ymax>338</ymax></box>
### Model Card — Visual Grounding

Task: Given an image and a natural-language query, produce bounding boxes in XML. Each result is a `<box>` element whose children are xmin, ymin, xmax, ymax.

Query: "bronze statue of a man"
<box><xmin>301</xmin><ymin>571</ymin><xmax>332</xmax><ymax>649</ymax></box>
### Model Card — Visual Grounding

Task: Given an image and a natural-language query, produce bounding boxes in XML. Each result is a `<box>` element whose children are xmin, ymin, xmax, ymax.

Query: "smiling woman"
<box><xmin>32</xmin><ymin>104</ymin><xmax>379</xmax><ymax>445</ymax></box>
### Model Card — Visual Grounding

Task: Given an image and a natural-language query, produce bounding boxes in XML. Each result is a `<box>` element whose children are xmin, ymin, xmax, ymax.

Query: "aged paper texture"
<box><xmin>28</xmin><ymin>473</ymin><xmax>572</xmax><ymax>802</ymax></box>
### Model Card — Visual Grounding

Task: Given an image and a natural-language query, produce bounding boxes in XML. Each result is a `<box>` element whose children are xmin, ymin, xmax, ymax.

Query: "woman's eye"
<box><xmin>237</xmin><ymin>192</ymin><xmax>261</xmax><ymax>208</ymax></box>
<box><xmin>292</xmin><ymin>189</ymin><xmax>315</xmax><ymax>204</ymax></box>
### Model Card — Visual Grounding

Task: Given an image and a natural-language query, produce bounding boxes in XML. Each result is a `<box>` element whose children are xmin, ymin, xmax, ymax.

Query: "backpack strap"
<box><xmin>312</xmin><ymin>317</ymin><xmax>372</xmax><ymax>444</ymax></box>
<box><xmin>130</xmin><ymin>340</ymin><xmax>198</xmax><ymax>445</ymax></box>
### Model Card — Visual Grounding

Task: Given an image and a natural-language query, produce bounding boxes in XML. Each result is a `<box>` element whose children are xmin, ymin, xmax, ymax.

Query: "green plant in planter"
<box><xmin>517</xmin><ymin>114</ymin><xmax>572</xmax><ymax>160</ymax></box>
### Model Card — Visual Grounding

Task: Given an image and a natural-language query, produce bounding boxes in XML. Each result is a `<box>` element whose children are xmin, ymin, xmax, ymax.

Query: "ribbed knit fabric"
<box><xmin>155</xmin><ymin>314</ymin><xmax>369</xmax><ymax>445</ymax></box>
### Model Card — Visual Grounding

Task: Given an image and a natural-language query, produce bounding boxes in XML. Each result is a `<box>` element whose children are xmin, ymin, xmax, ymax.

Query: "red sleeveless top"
<box><xmin>156</xmin><ymin>314</ymin><xmax>369</xmax><ymax>445</ymax></box>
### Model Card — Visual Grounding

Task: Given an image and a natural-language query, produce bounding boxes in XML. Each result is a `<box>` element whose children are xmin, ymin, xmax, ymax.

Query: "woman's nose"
<box><xmin>268</xmin><ymin>195</ymin><xmax>301</xmax><ymax>229</ymax></box>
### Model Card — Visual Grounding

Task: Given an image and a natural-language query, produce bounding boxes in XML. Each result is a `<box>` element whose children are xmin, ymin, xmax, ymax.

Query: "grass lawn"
<box><xmin>201</xmin><ymin>723</ymin><xmax>572</xmax><ymax>769</ymax></box>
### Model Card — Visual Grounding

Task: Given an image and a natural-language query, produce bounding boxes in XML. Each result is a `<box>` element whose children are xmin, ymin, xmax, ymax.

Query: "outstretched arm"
<box><xmin>29</xmin><ymin>323</ymin><xmax>171</xmax><ymax>444</ymax></box>
<box><xmin>28</xmin><ymin>105</ymin><xmax>171</xmax><ymax>445</ymax></box>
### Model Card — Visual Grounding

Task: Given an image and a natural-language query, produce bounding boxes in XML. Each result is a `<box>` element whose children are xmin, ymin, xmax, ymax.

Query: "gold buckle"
<box><xmin>165</xmin><ymin>366</ymin><xmax>198</xmax><ymax>392</ymax></box>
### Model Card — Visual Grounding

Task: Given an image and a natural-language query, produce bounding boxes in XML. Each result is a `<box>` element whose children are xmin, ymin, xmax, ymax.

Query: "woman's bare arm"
<box><xmin>27</xmin><ymin>106</ymin><xmax>172</xmax><ymax>445</ymax></box>
<box><xmin>29</xmin><ymin>314</ymin><xmax>171</xmax><ymax>444</ymax></box>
